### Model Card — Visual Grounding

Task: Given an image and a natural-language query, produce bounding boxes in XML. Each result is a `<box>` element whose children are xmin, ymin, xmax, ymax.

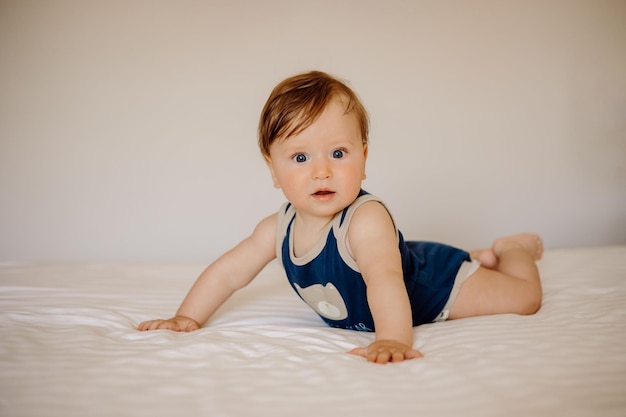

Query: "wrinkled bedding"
<box><xmin>1</xmin><ymin>246</ymin><xmax>625</xmax><ymax>417</ymax></box>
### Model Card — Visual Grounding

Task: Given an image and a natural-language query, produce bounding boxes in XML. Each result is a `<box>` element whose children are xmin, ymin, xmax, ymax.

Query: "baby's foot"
<box><xmin>492</xmin><ymin>233</ymin><xmax>544</xmax><ymax>260</ymax></box>
<box><xmin>470</xmin><ymin>249</ymin><xmax>499</xmax><ymax>269</ymax></box>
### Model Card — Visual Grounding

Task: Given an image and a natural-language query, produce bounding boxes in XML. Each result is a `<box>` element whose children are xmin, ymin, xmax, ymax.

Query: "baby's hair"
<box><xmin>258</xmin><ymin>70</ymin><xmax>369</xmax><ymax>158</ymax></box>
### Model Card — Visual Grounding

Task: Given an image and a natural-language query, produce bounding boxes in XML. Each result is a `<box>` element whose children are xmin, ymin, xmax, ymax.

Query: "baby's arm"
<box><xmin>137</xmin><ymin>213</ymin><xmax>278</xmax><ymax>332</ymax></box>
<box><xmin>346</xmin><ymin>202</ymin><xmax>423</xmax><ymax>364</ymax></box>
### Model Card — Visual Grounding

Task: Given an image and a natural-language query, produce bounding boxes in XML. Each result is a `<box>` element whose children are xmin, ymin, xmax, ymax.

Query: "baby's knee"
<box><xmin>518</xmin><ymin>288</ymin><xmax>542</xmax><ymax>315</ymax></box>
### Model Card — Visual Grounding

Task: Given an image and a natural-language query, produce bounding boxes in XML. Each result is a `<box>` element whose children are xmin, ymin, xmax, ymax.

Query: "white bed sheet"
<box><xmin>1</xmin><ymin>246</ymin><xmax>625</xmax><ymax>417</ymax></box>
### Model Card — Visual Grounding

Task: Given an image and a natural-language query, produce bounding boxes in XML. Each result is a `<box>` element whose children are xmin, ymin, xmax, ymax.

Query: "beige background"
<box><xmin>1</xmin><ymin>0</ymin><xmax>625</xmax><ymax>262</ymax></box>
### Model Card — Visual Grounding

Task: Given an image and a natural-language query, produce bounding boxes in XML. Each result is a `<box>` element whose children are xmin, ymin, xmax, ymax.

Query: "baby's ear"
<box><xmin>264</xmin><ymin>157</ymin><xmax>281</xmax><ymax>189</ymax></box>
<box><xmin>362</xmin><ymin>144</ymin><xmax>368</xmax><ymax>179</ymax></box>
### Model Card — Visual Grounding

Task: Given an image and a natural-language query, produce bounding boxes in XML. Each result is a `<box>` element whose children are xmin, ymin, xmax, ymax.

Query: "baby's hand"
<box><xmin>137</xmin><ymin>315</ymin><xmax>200</xmax><ymax>332</ymax></box>
<box><xmin>348</xmin><ymin>339</ymin><xmax>423</xmax><ymax>364</ymax></box>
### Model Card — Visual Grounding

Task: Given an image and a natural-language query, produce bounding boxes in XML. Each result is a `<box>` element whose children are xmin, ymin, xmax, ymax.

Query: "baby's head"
<box><xmin>258</xmin><ymin>71</ymin><xmax>369</xmax><ymax>160</ymax></box>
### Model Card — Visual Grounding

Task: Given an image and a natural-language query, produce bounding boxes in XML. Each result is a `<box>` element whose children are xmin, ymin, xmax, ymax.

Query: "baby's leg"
<box><xmin>470</xmin><ymin>233</ymin><xmax>543</xmax><ymax>269</ymax></box>
<box><xmin>449</xmin><ymin>234</ymin><xmax>543</xmax><ymax>319</ymax></box>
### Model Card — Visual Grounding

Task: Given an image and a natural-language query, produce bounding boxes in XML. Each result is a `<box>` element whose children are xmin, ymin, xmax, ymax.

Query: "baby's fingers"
<box><xmin>137</xmin><ymin>319</ymin><xmax>178</xmax><ymax>331</ymax></box>
<box><xmin>348</xmin><ymin>345</ymin><xmax>423</xmax><ymax>364</ymax></box>
<box><xmin>371</xmin><ymin>350</ymin><xmax>393</xmax><ymax>364</ymax></box>
<box><xmin>350</xmin><ymin>347</ymin><xmax>394</xmax><ymax>364</ymax></box>
<box><xmin>137</xmin><ymin>320</ymin><xmax>154</xmax><ymax>331</ymax></box>
<box><xmin>404</xmin><ymin>349</ymin><xmax>424</xmax><ymax>360</ymax></box>
<box><xmin>348</xmin><ymin>347</ymin><xmax>368</xmax><ymax>358</ymax></box>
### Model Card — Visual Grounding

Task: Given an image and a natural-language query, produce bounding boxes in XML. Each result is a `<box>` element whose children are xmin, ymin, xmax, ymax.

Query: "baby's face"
<box><xmin>265</xmin><ymin>99</ymin><xmax>368</xmax><ymax>221</ymax></box>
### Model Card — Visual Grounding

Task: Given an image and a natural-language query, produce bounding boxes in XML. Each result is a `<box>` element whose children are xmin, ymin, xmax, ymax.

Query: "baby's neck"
<box><xmin>291</xmin><ymin>212</ymin><xmax>336</xmax><ymax>258</ymax></box>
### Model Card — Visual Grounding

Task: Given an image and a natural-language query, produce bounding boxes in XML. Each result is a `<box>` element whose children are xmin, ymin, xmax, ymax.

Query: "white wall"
<box><xmin>1</xmin><ymin>0</ymin><xmax>625</xmax><ymax>262</ymax></box>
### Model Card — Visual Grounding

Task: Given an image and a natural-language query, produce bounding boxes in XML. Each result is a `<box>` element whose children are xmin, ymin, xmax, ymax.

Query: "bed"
<box><xmin>1</xmin><ymin>245</ymin><xmax>625</xmax><ymax>417</ymax></box>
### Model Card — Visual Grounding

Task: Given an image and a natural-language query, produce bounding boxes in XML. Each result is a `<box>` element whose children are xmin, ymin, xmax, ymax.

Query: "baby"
<box><xmin>138</xmin><ymin>70</ymin><xmax>543</xmax><ymax>364</ymax></box>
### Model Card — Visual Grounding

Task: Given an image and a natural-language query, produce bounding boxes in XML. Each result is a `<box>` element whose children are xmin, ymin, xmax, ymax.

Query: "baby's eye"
<box><xmin>293</xmin><ymin>153</ymin><xmax>308</xmax><ymax>163</ymax></box>
<box><xmin>332</xmin><ymin>149</ymin><xmax>345</xmax><ymax>159</ymax></box>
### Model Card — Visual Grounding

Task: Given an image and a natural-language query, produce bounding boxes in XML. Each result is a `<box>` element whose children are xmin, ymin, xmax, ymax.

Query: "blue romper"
<box><xmin>275</xmin><ymin>191</ymin><xmax>471</xmax><ymax>332</ymax></box>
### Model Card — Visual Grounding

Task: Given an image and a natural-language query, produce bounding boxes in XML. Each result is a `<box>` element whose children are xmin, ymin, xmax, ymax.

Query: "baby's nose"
<box><xmin>312</xmin><ymin>159</ymin><xmax>332</xmax><ymax>179</ymax></box>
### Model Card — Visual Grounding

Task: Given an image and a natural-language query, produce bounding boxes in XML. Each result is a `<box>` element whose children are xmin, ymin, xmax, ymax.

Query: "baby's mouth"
<box><xmin>312</xmin><ymin>190</ymin><xmax>336</xmax><ymax>199</ymax></box>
